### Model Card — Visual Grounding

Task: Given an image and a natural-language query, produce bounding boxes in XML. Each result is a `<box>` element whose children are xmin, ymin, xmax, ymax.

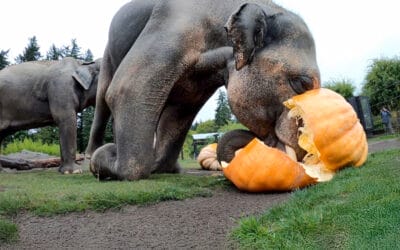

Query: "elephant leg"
<box><xmin>153</xmin><ymin>105</ymin><xmax>197</xmax><ymax>174</ymax></box>
<box><xmin>0</xmin><ymin>134</ymin><xmax>3</xmax><ymax>170</ymax></box>
<box><xmin>85</xmin><ymin>54</ymin><xmax>113</xmax><ymax>157</ymax></box>
<box><xmin>91</xmin><ymin>38</ymin><xmax>198</xmax><ymax>180</ymax></box>
<box><xmin>217</xmin><ymin>129</ymin><xmax>257</xmax><ymax>163</ymax></box>
<box><xmin>56</xmin><ymin>113</ymin><xmax>82</xmax><ymax>174</ymax></box>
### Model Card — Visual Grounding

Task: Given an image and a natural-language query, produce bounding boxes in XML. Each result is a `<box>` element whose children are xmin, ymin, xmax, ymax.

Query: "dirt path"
<box><xmin>3</xmin><ymin>189</ymin><xmax>289</xmax><ymax>249</ymax></box>
<box><xmin>1</xmin><ymin>138</ymin><xmax>399</xmax><ymax>249</ymax></box>
<box><xmin>367</xmin><ymin>137</ymin><xmax>400</xmax><ymax>153</ymax></box>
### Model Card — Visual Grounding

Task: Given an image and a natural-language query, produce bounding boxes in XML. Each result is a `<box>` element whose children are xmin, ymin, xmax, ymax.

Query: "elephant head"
<box><xmin>72</xmin><ymin>58</ymin><xmax>101</xmax><ymax>110</ymax></box>
<box><xmin>221</xmin><ymin>3</ymin><xmax>320</xmax><ymax>161</ymax></box>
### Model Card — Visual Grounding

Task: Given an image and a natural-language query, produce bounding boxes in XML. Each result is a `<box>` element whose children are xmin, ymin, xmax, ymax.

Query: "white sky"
<box><xmin>1</xmin><ymin>0</ymin><xmax>400</xmax><ymax>122</ymax></box>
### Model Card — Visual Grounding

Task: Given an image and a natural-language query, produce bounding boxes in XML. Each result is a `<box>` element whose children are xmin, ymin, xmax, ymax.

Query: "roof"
<box><xmin>192</xmin><ymin>132</ymin><xmax>222</xmax><ymax>140</ymax></box>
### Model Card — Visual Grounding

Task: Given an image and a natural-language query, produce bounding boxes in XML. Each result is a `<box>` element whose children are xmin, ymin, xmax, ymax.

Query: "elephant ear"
<box><xmin>72</xmin><ymin>63</ymin><xmax>94</xmax><ymax>90</ymax></box>
<box><xmin>225</xmin><ymin>3</ymin><xmax>268</xmax><ymax>70</ymax></box>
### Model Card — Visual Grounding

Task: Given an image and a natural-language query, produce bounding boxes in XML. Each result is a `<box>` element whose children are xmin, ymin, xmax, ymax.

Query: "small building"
<box><xmin>347</xmin><ymin>96</ymin><xmax>374</xmax><ymax>136</ymax></box>
<box><xmin>192</xmin><ymin>132</ymin><xmax>223</xmax><ymax>158</ymax></box>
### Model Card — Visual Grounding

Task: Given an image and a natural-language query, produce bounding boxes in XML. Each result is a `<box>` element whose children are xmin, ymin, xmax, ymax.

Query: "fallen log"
<box><xmin>0</xmin><ymin>155</ymin><xmax>85</xmax><ymax>170</ymax></box>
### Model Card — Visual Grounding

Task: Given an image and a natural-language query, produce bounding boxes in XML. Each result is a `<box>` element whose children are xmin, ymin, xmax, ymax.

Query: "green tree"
<box><xmin>63</xmin><ymin>39</ymin><xmax>82</xmax><ymax>59</ymax></box>
<box><xmin>15</xmin><ymin>36</ymin><xmax>41</xmax><ymax>63</ymax></box>
<box><xmin>217</xmin><ymin>121</ymin><xmax>247</xmax><ymax>133</ymax></box>
<box><xmin>77</xmin><ymin>107</ymin><xmax>114</xmax><ymax>153</ymax></box>
<box><xmin>0</xmin><ymin>49</ymin><xmax>10</xmax><ymax>70</ymax></box>
<box><xmin>3</xmin><ymin>131</ymin><xmax>31</xmax><ymax>146</ymax></box>
<box><xmin>34</xmin><ymin>127</ymin><xmax>60</xmax><ymax>145</ymax></box>
<box><xmin>323</xmin><ymin>79</ymin><xmax>355</xmax><ymax>99</ymax></box>
<box><xmin>46</xmin><ymin>44</ymin><xmax>63</xmax><ymax>60</ymax></box>
<box><xmin>362</xmin><ymin>57</ymin><xmax>400</xmax><ymax>114</ymax></box>
<box><xmin>83</xmin><ymin>49</ymin><xmax>94</xmax><ymax>62</ymax></box>
<box><xmin>214</xmin><ymin>89</ymin><xmax>232</xmax><ymax>128</ymax></box>
<box><xmin>195</xmin><ymin>120</ymin><xmax>217</xmax><ymax>133</ymax></box>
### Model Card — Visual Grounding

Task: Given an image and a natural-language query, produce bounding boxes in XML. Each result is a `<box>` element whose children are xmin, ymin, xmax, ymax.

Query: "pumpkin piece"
<box><xmin>197</xmin><ymin>143</ymin><xmax>222</xmax><ymax>170</ymax></box>
<box><xmin>222</xmin><ymin>138</ymin><xmax>317</xmax><ymax>192</ymax></box>
<box><xmin>284</xmin><ymin>88</ymin><xmax>368</xmax><ymax>173</ymax></box>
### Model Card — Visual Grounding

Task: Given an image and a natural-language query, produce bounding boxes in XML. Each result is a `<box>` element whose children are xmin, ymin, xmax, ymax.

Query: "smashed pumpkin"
<box><xmin>197</xmin><ymin>143</ymin><xmax>222</xmax><ymax>171</ymax></box>
<box><xmin>222</xmin><ymin>88</ymin><xmax>368</xmax><ymax>192</ymax></box>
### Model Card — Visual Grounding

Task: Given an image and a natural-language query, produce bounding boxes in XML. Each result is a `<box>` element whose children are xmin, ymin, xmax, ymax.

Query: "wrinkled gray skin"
<box><xmin>0</xmin><ymin>57</ymin><xmax>100</xmax><ymax>173</ymax></box>
<box><xmin>216</xmin><ymin>129</ymin><xmax>256</xmax><ymax>163</ymax></box>
<box><xmin>87</xmin><ymin>0</ymin><xmax>320</xmax><ymax>180</ymax></box>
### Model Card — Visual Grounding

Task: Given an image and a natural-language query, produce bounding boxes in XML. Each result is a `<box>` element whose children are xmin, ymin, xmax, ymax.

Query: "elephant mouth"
<box><xmin>261</xmin><ymin>132</ymin><xmax>306</xmax><ymax>163</ymax></box>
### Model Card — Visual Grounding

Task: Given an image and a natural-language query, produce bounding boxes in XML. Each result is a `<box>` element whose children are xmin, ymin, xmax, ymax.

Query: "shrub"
<box><xmin>2</xmin><ymin>138</ymin><xmax>60</xmax><ymax>156</ymax></box>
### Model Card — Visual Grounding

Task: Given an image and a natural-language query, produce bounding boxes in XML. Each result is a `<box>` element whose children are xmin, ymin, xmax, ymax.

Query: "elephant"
<box><xmin>0</xmin><ymin>57</ymin><xmax>101</xmax><ymax>174</ymax></box>
<box><xmin>86</xmin><ymin>0</ymin><xmax>320</xmax><ymax>180</ymax></box>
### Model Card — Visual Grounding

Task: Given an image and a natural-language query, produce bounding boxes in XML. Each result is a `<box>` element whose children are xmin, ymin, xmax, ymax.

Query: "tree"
<box><xmin>34</xmin><ymin>127</ymin><xmax>60</xmax><ymax>145</ymax></box>
<box><xmin>214</xmin><ymin>89</ymin><xmax>232</xmax><ymax>128</ymax></box>
<box><xmin>195</xmin><ymin>120</ymin><xmax>217</xmax><ymax>133</ymax></box>
<box><xmin>63</xmin><ymin>39</ymin><xmax>82</xmax><ymax>59</ymax></box>
<box><xmin>77</xmin><ymin>107</ymin><xmax>114</xmax><ymax>153</ymax></box>
<box><xmin>83</xmin><ymin>49</ymin><xmax>94</xmax><ymax>62</ymax></box>
<box><xmin>15</xmin><ymin>36</ymin><xmax>41</xmax><ymax>63</ymax></box>
<box><xmin>217</xmin><ymin>121</ymin><xmax>247</xmax><ymax>133</ymax></box>
<box><xmin>46</xmin><ymin>44</ymin><xmax>63</xmax><ymax>60</ymax></box>
<box><xmin>362</xmin><ymin>57</ymin><xmax>400</xmax><ymax>114</ymax></box>
<box><xmin>0</xmin><ymin>49</ymin><xmax>10</xmax><ymax>70</ymax></box>
<box><xmin>323</xmin><ymin>79</ymin><xmax>355</xmax><ymax>99</ymax></box>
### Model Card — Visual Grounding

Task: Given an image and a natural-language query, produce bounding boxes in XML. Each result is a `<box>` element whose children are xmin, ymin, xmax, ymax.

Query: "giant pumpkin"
<box><xmin>197</xmin><ymin>143</ymin><xmax>222</xmax><ymax>170</ymax></box>
<box><xmin>222</xmin><ymin>88</ymin><xmax>368</xmax><ymax>192</ymax></box>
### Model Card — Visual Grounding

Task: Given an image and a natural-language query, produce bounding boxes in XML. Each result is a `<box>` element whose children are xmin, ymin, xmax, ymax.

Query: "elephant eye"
<box><xmin>289</xmin><ymin>75</ymin><xmax>314</xmax><ymax>94</ymax></box>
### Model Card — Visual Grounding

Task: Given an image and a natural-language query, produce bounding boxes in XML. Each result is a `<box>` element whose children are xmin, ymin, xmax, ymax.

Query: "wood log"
<box><xmin>0</xmin><ymin>155</ymin><xmax>85</xmax><ymax>170</ymax></box>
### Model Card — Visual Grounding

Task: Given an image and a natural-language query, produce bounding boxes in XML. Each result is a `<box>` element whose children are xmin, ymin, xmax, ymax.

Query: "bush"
<box><xmin>2</xmin><ymin>138</ymin><xmax>60</xmax><ymax>156</ymax></box>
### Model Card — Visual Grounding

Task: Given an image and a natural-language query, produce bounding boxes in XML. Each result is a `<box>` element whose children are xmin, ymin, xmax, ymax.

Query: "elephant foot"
<box><xmin>59</xmin><ymin>163</ymin><xmax>83</xmax><ymax>174</ymax></box>
<box><xmin>90</xmin><ymin>143</ymin><xmax>120</xmax><ymax>180</ymax></box>
<box><xmin>90</xmin><ymin>143</ymin><xmax>152</xmax><ymax>181</ymax></box>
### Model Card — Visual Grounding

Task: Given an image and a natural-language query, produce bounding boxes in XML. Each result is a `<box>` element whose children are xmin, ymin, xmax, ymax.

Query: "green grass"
<box><xmin>230</xmin><ymin>148</ymin><xmax>400</xmax><ymax>249</ymax></box>
<box><xmin>0</xmin><ymin>170</ymin><xmax>228</xmax><ymax>243</ymax></box>
<box><xmin>0</xmin><ymin>220</ymin><xmax>17</xmax><ymax>244</ymax></box>
<box><xmin>2</xmin><ymin>138</ymin><xmax>60</xmax><ymax>156</ymax></box>
<box><xmin>179</xmin><ymin>159</ymin><xmax>201</xmax><ymax>169</ymax></box>
<box><xmin>367</xmin><ymin>132</ymin><xmax>399</xmax><ymax>142</ymax></box>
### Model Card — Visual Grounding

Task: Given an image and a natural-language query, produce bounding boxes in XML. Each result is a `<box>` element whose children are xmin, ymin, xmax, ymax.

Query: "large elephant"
<box><xmin>87</xmin><ymin>0</ymin><xmax>320</xmax><ymax>180</ymax></box>
<box><xmin>0</xmin><ymin>57</ymin><xmax>101</xmax><ymax>173</ymax></box>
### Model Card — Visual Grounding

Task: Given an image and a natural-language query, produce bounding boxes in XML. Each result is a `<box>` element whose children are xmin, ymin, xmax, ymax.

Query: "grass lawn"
<box><xmin>0</xmin><ymin>165</ymin><xmax>227</xmax><ymax>243</ymax></box>
<box><xmin>231</xmin><ymin>148</ymin><xmax>400</xmax><ymax>249</ymax></box>
<box><xmin>1</xmin><ymin>147</ymin><xmax>399</xmax><ymax>247</ymax></box>
<box><xmin>367</xmin><ymin>132</ymin><xmax>399</xmax><ymax>143</ymax></box>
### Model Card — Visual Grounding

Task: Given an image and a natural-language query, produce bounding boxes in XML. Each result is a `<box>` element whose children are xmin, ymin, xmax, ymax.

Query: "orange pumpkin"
<box><xmin>197</xmin><ymin>143</ymin><xmax>222</xmax><ymax>170</ymax></box>
<box><xmin>222</xmin><ymin>138</ymin><xmax>317</xmax><ymax>192</ymax></box>
<box><xmin>284</xmin><ymin>88</ymin><xmax>368</xmax><ymax>171</ymax></box>
<box><xmin>222</xmin><ymin>88</ymin><xmax>368</xmax><ymax>192</ymax></box>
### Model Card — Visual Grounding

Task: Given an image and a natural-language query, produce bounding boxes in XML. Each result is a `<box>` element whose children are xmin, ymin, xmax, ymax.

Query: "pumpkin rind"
<box><xmin>284</xmin><ymin>88</ymin><xmax>368</xmax><ymax>172</ymax></box>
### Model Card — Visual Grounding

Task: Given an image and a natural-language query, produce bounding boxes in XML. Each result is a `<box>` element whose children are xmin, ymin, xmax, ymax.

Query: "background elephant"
<box><xmin>87</xmin><ymin>0</ymin><xmax>320</xmax><ymax>180</ymax></box>
<box><xmin>0</xmin><ymin>57</ymin><xmax>101</xmax><ymax>173</ymax></box>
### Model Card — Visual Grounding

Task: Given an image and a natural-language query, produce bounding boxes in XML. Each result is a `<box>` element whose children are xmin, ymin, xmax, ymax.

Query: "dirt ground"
<box><xmin>1</xmin><ymin>138</ymin><xmax>399</xmax><ymax>249</ymax></box>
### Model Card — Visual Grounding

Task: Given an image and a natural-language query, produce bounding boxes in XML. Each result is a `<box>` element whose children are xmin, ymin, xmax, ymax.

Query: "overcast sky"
<box><xmin>1</xmin><ymin>0</ymin><xmax>400</xmax><ymax>122</ymax></box>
